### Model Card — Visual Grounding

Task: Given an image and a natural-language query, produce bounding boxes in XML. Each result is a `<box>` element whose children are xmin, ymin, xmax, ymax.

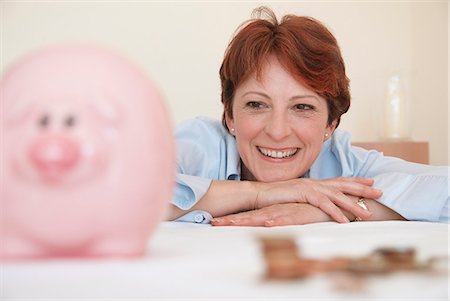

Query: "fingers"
<box><xmin>305</xmin><ymin>191</ymin><xmax>350</xmax><ymax>223</ymax></box>
<box><xmin>212</xmin><ymin>203</ymin><xmax>338</xmax><ymax>227</ymax></box>
<box><xmin>251</xmin><ymin>203</ymin><xmax>334</xmax><ymax>227</ymax></box>
<box><xmin>264</xmin><ymin>215</ymin><xmax>294</xmax><ymax>227</ymax></box>
<box><xmin>316</xmin><ymin>188</ymin><xmax>372</xmax><ymax>219</ymax></box>
<box><xmin>305</xmin><ymin>178</ymin><xmax>379</xmax><ymax>220</ymax></box>
<box><xmin>211</xmin><ymin>204</ymin><xmax>289</xmax><ymax>226</ymax></box>
<box><xmin>325</xmin><ymin>178</ymin><xmax>383</xmax><ymax>200</ymax></box>
<box><xmin>264</xmin><ymin>214</ymin><xmax>311</xmax><ymax>227</ymax></box>
<box><xmin>212</xmin><ymin>177</ymin><xmax>380</xmax><ymax>227</ymax></box>
<box><xmin>211</xmin><ymin>211</ymin><xmax>269</xmax><ymax>226</ymax></box>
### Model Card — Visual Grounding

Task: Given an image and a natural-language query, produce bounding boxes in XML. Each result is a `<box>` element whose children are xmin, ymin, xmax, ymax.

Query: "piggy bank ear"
<box><xmin>87</xmin><ymin>98</ymin><xmax>121</xmax><ymax>127</ymax></box>
<box><xmin>3</xmin><ymin>98</ymin><xmax>37</xmax><ymax>128</ymax></box>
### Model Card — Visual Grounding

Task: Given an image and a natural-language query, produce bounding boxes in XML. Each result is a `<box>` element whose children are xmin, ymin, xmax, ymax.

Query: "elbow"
<box><xmin>163</xmin><ymin>204</ymin><xmax>185</xmax><ymax>221</ymax></box>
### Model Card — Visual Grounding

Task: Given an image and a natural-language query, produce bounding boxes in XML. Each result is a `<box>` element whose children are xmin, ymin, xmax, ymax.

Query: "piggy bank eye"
<box><xmin>64</xmin><ymin>115</ymin><xmax>77</xmax><ymax>128</ymax></box>
<box><xmin>38</xmin><ymin>114</ymin><xmax>50</xmax><ymax>128</ymax></box>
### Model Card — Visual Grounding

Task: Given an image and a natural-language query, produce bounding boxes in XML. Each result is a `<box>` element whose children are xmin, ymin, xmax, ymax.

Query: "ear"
<box><xmin>324</xmin><ymin>119</ymin><xmax>338</xmax><ymax>141</ymax></box>
<box><xmin>225</xmin><ymin>111</ymin><xmax>235</xmax><ymax>135</ymax></box>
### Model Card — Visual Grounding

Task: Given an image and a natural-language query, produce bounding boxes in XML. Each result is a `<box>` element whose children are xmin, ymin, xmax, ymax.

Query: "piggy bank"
<box><xmin>0</xmin><ymin>45</ymin><xmax>174</xmax><ymax>259</ymax></box>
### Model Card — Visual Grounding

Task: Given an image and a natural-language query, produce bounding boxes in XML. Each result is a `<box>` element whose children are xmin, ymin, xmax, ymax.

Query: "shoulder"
<box><xmin>326</xmin><ymin>129</ymin><xmax>448</xmax><ymax>178</ymax></box>
<box><xmin>310</xmin><ymin>129</ymin><xmax>381</xmax><ymax>178</ymax></box>
<box><xmin>331</xmin><ymin>129</ymin><xmax>386</xmax><ymax>160</ymax></box>
<box><xmin>174</xmin><ymin>116</ymin><xmax>240</xmax><ymax>179</ymax></box>
<box><xmin>175</xmin><ymin>116</ymin><xmax>235</xmax><ymax>163</ymax></box>
<box><xmin>175</xmin><ymin>116</ymin><xmax>229</xmax><ymax>141</ymax></box>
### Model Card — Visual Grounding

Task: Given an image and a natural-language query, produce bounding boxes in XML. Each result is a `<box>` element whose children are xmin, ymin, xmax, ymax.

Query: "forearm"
<box><xmin>167</xmin><ymin>180</ymin><xmax>258</xmax><ymax>220</ymax></box>
<box><xmin>272</xmin><ymin>199</ymin><xmax>407</xmax><ymax>224</ymax></box>
<box><xmin>168</xmin><ymin>177</ymin><xmax>384</xmax><ymax>222</ymax></box>
<box><xmin>211</xmin><ymin>198</ymin><xmax>407</xmax><ymax>227</ymax></box>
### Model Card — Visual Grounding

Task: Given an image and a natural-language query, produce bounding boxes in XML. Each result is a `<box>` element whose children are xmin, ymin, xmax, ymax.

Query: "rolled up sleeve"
<box><xmin>322</xmin><ymin>130</ymin><xmax>450</xmax><ymax>223</ymax></box>
<box><xmin>170</xmin><ymin>117</ymin><xmax>240</xmax><ymax>213</ymax></box>
<box><xmin>173</xmin><ymin>174</ymin><xmax>212</xmax><ymax>210</ymax></box>
<box><xmin>373</xmin><ymin>172</ymin><xmax>449</xmax><ymax>222</ymax></box>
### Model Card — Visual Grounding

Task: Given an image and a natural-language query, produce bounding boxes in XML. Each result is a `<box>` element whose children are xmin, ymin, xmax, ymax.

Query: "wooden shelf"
<box><xmin>352</xmin><ymin>141</ymin><xmax>429</xmax><ymax>164</ymax></box>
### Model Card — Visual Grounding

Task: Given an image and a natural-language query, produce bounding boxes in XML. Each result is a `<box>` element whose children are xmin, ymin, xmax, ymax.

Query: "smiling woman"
<box><xmin>227</xmin><ymin>55</ymin><xmax>332</xmax><ymax>183</ymax></box>
<box><xmin>166</xmin><ymin>6</ymin><xmax>449</xmax><ymax>226</ymax></box>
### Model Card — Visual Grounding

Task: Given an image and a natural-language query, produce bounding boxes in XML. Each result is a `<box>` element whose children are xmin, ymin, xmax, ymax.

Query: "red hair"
<box><xmin>220</xmin><ymin>7</ymin><xmax>350</xmax><ymax>129</ymax></box>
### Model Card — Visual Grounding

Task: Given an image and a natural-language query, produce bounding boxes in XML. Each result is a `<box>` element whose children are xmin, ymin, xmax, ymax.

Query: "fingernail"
<box><xmin>265</xmin><ymin>220</ymin><xmax>275</xmax><ymax>226</ymax></box>
<box><xmin>342</xmin><ymin>216</ymin><xmax>350</xmax><ymax>223</ymax></box>
<box><xmin>211</xmin><ymin>218</ymin><xmax>225</xmax><ymax>225</ymax></box>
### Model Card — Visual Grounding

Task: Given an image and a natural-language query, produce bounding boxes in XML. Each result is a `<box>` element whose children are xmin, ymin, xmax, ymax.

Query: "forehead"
<box><xmin>238</xmin><ymin>56</ymin><xmax>317</xmax><ymax>95</ymax></box>
<box><xmin>236</xmin><ymin>61</ymin><xmax>323</xmax><ymax>104</ymax></box>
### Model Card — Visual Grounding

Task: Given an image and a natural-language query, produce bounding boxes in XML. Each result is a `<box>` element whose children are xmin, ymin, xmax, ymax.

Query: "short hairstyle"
<box><xmin>219</xmin><ymin>6</ymin><xmax>350</xmax><ymax>130</ymax></box>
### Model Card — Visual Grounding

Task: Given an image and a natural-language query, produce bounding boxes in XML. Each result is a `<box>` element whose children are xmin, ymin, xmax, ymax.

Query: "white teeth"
<box><xmin>258</xmin><ymin>147</ymin><xmax>298</xmax><ymax>159</ymax></box>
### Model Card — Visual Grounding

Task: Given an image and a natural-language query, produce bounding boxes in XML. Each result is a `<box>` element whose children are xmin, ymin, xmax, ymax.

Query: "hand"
<box><xmin>251</xmin><ymin>177</ymin><xmax>381</xmax><ymax>223</ymax></box>
<box><xmin>211</xmin><ymin>203</ymin><xmax>333</xmax><ymax>227</ymax></box>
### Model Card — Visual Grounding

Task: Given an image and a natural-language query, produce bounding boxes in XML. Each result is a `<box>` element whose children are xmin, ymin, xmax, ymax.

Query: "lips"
<box><xmin>257</xmin><ymin>146</ymin><xmax>299</xmax><ymax>159</ymax></box>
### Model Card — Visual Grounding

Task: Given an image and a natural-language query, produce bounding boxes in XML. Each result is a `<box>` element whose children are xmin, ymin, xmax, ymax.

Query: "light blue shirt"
<box><xmin>173</xmin><ymin>116</ymin><xmax>449</xmax><ymax>223</ymax></box>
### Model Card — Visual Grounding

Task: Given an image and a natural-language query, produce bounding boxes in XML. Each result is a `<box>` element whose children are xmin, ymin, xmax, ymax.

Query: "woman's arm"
<box><xmin>168</xmin><ymin>177</ymin><xmax>383</xmax><ymax>223</ymax></box>
<box><xmin>210</xmin><ymin>196</ymin><xmax>406</xmax><ymax>227</ymax></box>
<box><xmin>167</xmin><ymin>180</ymin><xmax>256</xmax><ymax>220</ymax></box>
<box><xmin>330</xmin><ymin>130</ymin><xmax>449</xmax><ymax>223</ymax></box>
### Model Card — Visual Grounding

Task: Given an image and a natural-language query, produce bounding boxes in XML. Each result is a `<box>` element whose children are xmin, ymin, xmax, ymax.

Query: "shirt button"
<box><xmin>194</xmin><ymin>213</ymin><xmax>205</xmax><ymax>223</ymax></box>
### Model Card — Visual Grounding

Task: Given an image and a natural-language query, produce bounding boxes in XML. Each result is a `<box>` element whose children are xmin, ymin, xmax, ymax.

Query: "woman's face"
<box><xmin>226</xmin><ymin>56</ymin><xmax>336</xmax><ymax>182</ymax></box>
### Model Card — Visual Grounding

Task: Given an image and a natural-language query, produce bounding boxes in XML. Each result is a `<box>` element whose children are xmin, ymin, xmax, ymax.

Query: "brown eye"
<box><xmin>293</xmin><ymin>104</ymin><xmax>315</xmax><ymax>111</ymax></box>
<box><xmin>246</xmin><ymin>101</ymin><xmax>266</xmax><ymax>109</ymax></box>
<box><xmin>38</xmin><ymin>114</ymin><xmax>50</xmax><ymax>128</ymax></box>
<box><xmin>64</xmin><ymin>115</ymin><xmax>76</xmax><ymax>128</ymax></box>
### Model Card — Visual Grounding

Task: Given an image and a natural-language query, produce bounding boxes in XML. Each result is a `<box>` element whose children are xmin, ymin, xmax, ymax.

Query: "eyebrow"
<box><xmin>242</xmin><ymin>91</ymin><xmax>320</xmax><ymax>102</ymax></box>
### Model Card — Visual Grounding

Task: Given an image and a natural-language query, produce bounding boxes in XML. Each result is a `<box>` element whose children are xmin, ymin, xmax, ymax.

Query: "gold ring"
<box><xmin>353</xmin><ymin>198</ymin><xmax>369</xmax><ymax>222</ymax></box>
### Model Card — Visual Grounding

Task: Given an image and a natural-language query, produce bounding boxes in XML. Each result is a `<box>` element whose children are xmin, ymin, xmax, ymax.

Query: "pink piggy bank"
<box><xmin>0</xmin><ymin>45</ymin><xmax>174</xmax><ymax>259</ymax></box>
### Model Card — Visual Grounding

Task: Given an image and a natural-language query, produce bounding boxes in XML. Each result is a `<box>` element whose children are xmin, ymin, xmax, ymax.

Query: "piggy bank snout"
<box><xmin>29</xmin><ymin>135</ymin><xmax>80</xmax><ymax>180</ymax></box>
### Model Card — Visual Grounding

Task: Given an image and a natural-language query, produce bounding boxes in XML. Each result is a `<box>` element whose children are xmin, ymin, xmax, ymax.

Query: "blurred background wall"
<box><xmin>1</xmin><ymin>0</ymin><xmax>448</xmax><ymax>165</ymax></box>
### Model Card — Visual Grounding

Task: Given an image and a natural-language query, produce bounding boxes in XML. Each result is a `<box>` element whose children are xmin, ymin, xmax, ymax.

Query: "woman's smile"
<box><xmin>257</xmin><ymin>146</ymin><xmax>299</xmax><ymax>160</ymax></box>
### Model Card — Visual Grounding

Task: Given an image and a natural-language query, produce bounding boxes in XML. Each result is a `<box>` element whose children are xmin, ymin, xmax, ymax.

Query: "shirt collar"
<box><xmin>225</xmin><ymin>133</ymin><xmax>241</xmax><ymax>180</ymax></box>
<box><xmin>307</xmin><ymin>134</ymin><xmax>333</xmax><ymax>178</ymax></box>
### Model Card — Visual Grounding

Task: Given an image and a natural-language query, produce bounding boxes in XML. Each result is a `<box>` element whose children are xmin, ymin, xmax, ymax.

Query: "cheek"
<box><xmin>294</xmin><ymin>119</ymin><xmax>327</xmax><ymax>146</ymax></box>
<box><xmin>234</xmin><ymin>130</ymin><xmax>252</xmax><ymax>158</ymax></box>
<box><xmin>233</xmin><ymin>117</ymin><xmax>260</xmax><ymax>160</ymax></box>
<box><xmin>234</xmin><ymin>115</ymin><xmax>263</xmax><ymax>143</ymax></box>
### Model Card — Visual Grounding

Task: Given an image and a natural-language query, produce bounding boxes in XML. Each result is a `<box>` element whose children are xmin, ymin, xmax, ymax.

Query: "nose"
<box><xmin>29</xmin><ymin>135</ymin><xmax>80</xmax><ymax>180</ymax></box>
<box><xmin>264</xmin><ymin>111</ymin><xmax>292</xmax><ymax>141</ymax></box>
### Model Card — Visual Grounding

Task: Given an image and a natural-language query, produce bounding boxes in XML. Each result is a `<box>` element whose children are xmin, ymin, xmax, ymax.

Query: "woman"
<box><xmin>167</xmin><ymin>7</ymin><xmax>449</xmax><ymax>226</ymax></box>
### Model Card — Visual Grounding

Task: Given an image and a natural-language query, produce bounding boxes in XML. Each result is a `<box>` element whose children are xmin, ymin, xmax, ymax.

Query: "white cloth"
<box><xmin>3</xmin><ymin>221</ymin><xmax>449</xmax><ymax>299</ymax></box>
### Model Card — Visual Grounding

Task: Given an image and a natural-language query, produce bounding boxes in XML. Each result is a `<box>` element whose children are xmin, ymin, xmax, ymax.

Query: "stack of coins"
<box><xmin>260</xmin><ymin>236</ymin><xmax>445</xmax><ymax>280</ymax></box>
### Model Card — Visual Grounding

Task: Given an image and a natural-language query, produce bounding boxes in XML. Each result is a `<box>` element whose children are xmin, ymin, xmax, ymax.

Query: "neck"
<box><xmin>240</xmin><ymin>160</ymin><xmax>256</xmax><ymax>181</ymax></box>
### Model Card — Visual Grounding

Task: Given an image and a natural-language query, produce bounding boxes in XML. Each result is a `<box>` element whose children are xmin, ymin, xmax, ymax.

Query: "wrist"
<box><xmin>245</xmin><ymin>180</ymin><xmax>263</xmax><ymax>211</ymax></box>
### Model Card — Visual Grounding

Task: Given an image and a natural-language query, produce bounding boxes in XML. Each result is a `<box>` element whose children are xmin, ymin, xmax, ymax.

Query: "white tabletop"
<box><xmin>2</xmin><ymin>221</ymin><xmax>449</xmax><ymax>300</ymax></box>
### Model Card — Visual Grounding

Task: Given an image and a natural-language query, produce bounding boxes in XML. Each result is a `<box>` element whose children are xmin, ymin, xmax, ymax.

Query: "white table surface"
<box><xmin>2</xmin><ymin>221</ymin><xmax>449</xmax><ymax>300</ymax></box>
